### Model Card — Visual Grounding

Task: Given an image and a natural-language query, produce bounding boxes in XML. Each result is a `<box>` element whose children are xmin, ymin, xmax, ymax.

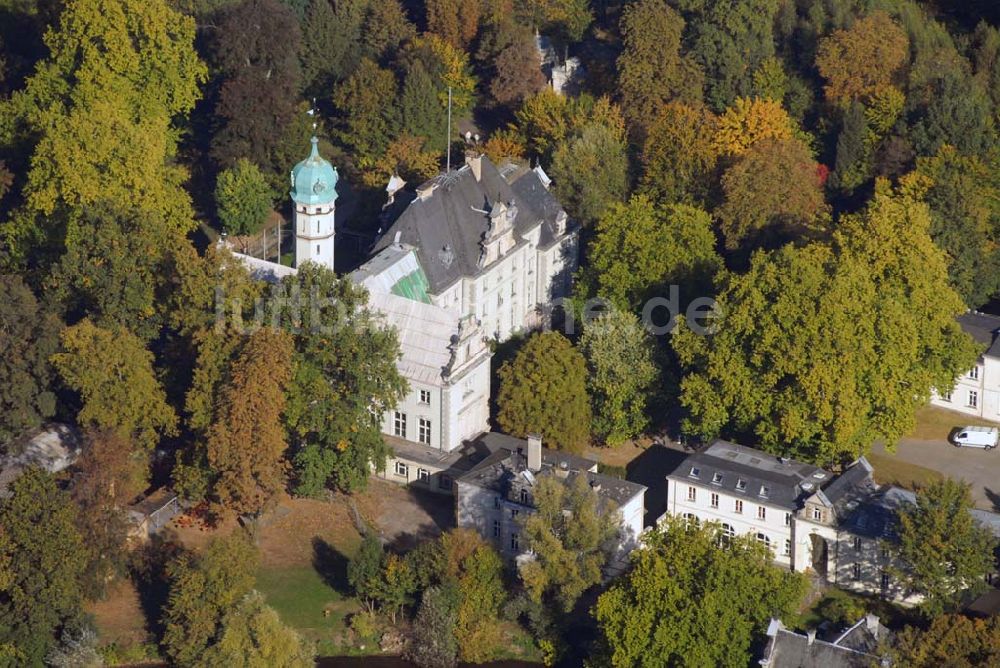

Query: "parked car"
<box><xmin>952</xmin><ymin>426</ymin><xmax>999</xmax><ymax>449</ymax></box>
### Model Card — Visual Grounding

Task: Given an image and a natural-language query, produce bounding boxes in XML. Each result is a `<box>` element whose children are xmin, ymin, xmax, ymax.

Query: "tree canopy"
<box><xmin>497</xmin><ymin>331</ymin><xmax>591</xmax><ymax>453</ymax></box>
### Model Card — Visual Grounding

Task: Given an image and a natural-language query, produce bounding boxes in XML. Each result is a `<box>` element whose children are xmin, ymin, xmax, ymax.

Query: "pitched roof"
<box><xmin>957</xmin><ymin>311</ymin><xmax>1000</xmax><ymax>358</ymax></box>
<box><xmin>371</xmin><ymin>156</ymin><xmax>568</xmax><ymax>294</ymax></box>
<box><xmin>458</xmin><ymin>433</ymin><xmax>646</xmax><ymax>507</ymax></box>
<box><xmin>367</xmin><ymin>291</ymin><xmax>459</xmax><ymax>386</ymax></box>
<box><xmin>668</xmin><ymin>440</ymin><xmax>832</xmax><ymax>511</ymax></box>
<box><xmin>761</xmin><ymin>617</ymin><xmax>889</xmax><ymax>668</ymax></box>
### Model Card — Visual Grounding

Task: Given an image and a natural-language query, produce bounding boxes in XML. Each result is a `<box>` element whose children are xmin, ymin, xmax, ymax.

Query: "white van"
<box><xmin>952</xmin><ymin>426</ymin><xmax>999</xmax><ymax>449</ymax></box>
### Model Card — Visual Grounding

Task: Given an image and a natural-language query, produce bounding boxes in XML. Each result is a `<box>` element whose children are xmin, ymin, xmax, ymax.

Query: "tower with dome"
<box><xmin>290</xmin><ymin>136</ymin><xmax>338</xmax><ymax>270</ymax></box>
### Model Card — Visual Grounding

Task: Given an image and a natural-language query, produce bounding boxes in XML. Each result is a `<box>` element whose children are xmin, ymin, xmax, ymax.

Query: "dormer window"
<box><xmin>712</xmin><ymin>472</ymin><xmax>724</xmax><ymax>485</ymax></box>
<box><xmin>689</xmin><ymin>466</ymin><xmax>700</xmax><ymax>479</ymax></box>
<box><xmin>736</xmin><ymin>478</ymin><xmax>747</xmax><ymax>492</ymax></box>
<box><xmin>519</xmin><ymin>489</ymin><xmax>530</xmax><ymax>505</ymax></box>
<box><xmin>759</xmin><ymin>485</ymin><xmax>769</xmax><ymax>498</ymax></box>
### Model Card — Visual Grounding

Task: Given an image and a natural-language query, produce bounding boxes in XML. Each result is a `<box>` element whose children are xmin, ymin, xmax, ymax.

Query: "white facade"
<box><xmin>930</xmin><ymin>311</ymin><xmax>1000</xmax><ymax>421</ymax></box>
<box><xmin>293</xmin><ymin>201</ymin><xmax>335</xmax><ymax>271</ymax></box>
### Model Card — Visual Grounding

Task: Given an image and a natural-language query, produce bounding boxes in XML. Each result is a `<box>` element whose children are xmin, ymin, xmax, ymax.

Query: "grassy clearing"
<box><xmin>256</xmin><ymin>565</ymin><xmax>362</xmax><ymax>649</ymax></box>
<box><xmin>868</xmin><ymin>452</ymin><xmax>944</xmax><ymax>491</ymax></box>
<box><xmin>906</xmin><ymin>404</ymin><xmax>1000</xmax><ymax>441</ymax></box>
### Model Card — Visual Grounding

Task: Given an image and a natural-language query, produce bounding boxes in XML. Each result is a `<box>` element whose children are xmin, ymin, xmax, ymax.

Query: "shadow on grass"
<box><xmin>312</xmin><ymin>536</ymin><xmax>350</xmax><ymax>594</ymax></box>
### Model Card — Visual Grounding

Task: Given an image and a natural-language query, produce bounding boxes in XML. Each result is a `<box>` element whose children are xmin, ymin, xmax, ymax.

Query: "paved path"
<box><xmin>873</xmin><ymin>438</ymin><xmax>1000</xmax><ymax>511</ymax></box>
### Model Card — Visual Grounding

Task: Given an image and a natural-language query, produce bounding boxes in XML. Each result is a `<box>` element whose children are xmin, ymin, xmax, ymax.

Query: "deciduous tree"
<box><xmin>582</xmin><ymin>195</ymin><xmax>720</xmax><ymax>312</ymax></box>
<box><xmin>425</xmin><ymin>0</ymin><xmax>482</xmax><ymax>49</ymax></box>
<box><xmin>0</xmin><ymin>275</ymin><xmax>60</xmax><ymax>446</ymax></box>
<box><xmin>815</xmin><ymin>11</ymin><xmax>909</xmax><ymax>106</ymax></box>
<box><xmin>215</xmin><ymin>159</ymin><xmax>273</xmax><ymax>238</ymax></box>
<box><xmin>161</xmin><ymin>531</ymin><xmax>259</xmax><ymax>667</ymax></box>
<box><xmin>716</xmin><ymin>137</ymin><xmax>828</xmax><ymax>251</ymax></box>
<box><xmin>0</xmin><ymin>469</ymin><xmax>86</xmax><ymax>666</ymax></box>
<box><xmin>617</xmin><ymin>0</ymin><xmax>703</xmax><ymax>133</ymax></box>
<box><xmin>333</xmin><ymin>58</ymin><xmax>400</xmax><ymax>162</ymax></box>
<box><xmin>406</xmin><ymin>584</ymin><xmax>459</xmax><ymax>668</ymax></box>
<box><xmin>550</xmin><ymin>122</ymin><xmax>628</xmax><ymax>226</ymax></box>
<box><xmin>579</xmin><ymin>309</ymin><xmax>659</xmax><ymax>445</ymax></box>
<box><xmin>519</xmin><ymin>475</ymin><xmax>618</xmax><ymax>612</ymax></box>
<box><xmin>593</xmin><ymin>518</ymin><xmax>806</xmax><ymax>668</ymax></box>
<box><xmin>489</xmin><ymin>26</ymin><xmax>546</xmax><ymax>108</ymax></box>
<box><xmin>274</xmin><ymin>265</ymin><xmax>407</xmax><ymax>494</ymax></box>
<box><xmin>196</xmin><ymin>591</ymin><xmax>313</xmax><ymax>668</ymax></box>
<box><xmin>497</xmin><ymin>331</ymin><xmax>591</xmax><ymax>453</ymax></box>
<box><xmin>894</xmin><ymin>479</ymin><xmax>996</xmax><ymax>616</ymax></box>
<box><xmin>890</xmin><ymin>614</ymin><xmax>1000</xmax><ymax>667</ymax></box>
<box><xmin>52</xmin><ymin>319</ymin><xmax>177</xmax><ymax>451</ymax></box>
<box><xmin>206</xmin><ymin>327</ymin><xmax>294</xmax><ymax>516</ymax></box>
<box><xmin>640</xmin><ymin>102</ymin><xmax>719</xmax><ymax>207</ymax></box>
<box><xmin>712</xmin><ymin>97</ymin><xmax>795</xmax><ymax>158</ymax></box>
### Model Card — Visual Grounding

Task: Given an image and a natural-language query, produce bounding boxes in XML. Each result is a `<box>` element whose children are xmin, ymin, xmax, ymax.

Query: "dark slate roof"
<box><xmin>667</xmin><ymin>440</ymin><xmax>832</xmax><ymax>511</ymax></box>
<box><xmin>957</xmin><ymin>311</ymin><xmax>1000</xmax><ymax>358</ymax></box>
<box><xmin>821</xmin><ymin>457</ymin><xmax>878</xmax><ymax>519</ymax></box>
<box><xmin>761</xmin><ymin>617</ymin><xmax>888</xmax><ymax>668</ymax></box>
<box><xmin>371</xmin><ymin>157</ymin><xmax>568</xmax><ymax>294</ymax></box>
<box><xmin>457</xmin><ymin>433</ymin><xmax>646</xmax><ymax>507</ymax></box>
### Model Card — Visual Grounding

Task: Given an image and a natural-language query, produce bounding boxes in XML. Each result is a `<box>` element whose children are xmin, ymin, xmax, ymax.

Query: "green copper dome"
<box><xmin>290</xmin><ymin>137</ymin><xmax>338</xmax><ymax>206</ymax></box>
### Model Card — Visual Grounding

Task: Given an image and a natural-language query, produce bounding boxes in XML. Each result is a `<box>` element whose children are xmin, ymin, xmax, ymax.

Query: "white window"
<box><xmin>520</xmin><ymin>489</ymin><xmax>530</xmax><ymax>504</ymax></box>
<box><xmin>687</xmin><ymin>486</ymin><xmax>697</xmax><ymax>502</ymax></box>
<box><xmin>689</xmin><ymin>466</ymin><xmax>701</xmax><ymax>479</ymax></box>
<box><xmin>812</xmin><ymin>508</ymin><xmax>823</xmax><ymax>521</ymax></box>
<box><xmin>881</xmin><ymin>571</ymin><xmax>890</xmax><ymax>589</ymax></box>
<box><xmin>316</xmin><ymin>244</ymin><xmax>320</xmax><ymax>254</ymax></box>
<box><xmin>969</xmin><ymin>390</ymin><xmax>979</xmax><ymax>408</ymax></box>
<box><xmin>682</xmin><ymin>513</ymin><xmax>700</xmax><ymax>529</ymax></box>
<box><xmin>784</xmin><ymin>512</ymin><xmax>792</xmax><ymax>527</ymax></box>
<box><xmin>757</xmin><ymin>506</ymin><xmax>766</xmax><ymax>520</ymax></box>
<box><xmin>759</xmin><ymin>485</ymin><xmax>769</xmax><ymax>498</ymax></box>
<box><xmin>712</xmin><ymin>472</ymin><xmax>724</xmax><ymax>485</ymax></box>
<box><xmin>734</xmin><ymin>500</ymin><xmax>743</xmax><ymax>514</ymax></box>
<box><xmin>394</xmin><ymin>461</ymin><xmax>408</xmax><ymax>477</ymax></box>
<box><xmin>494</xmin><ymin>496</ymin><xmax>501</xmax><ymax>509</ymax></box>
<box><xmin>417</xmin><ymin>468</ymin><xmax>430</xmax><ymax>483</ymax></box>
<box><xmin>970</xmin><ymin>366</ymin><xmax>980</xmax><ymax>380</ymax></box>
<box><xmin>880</xmin><ymin>543</ymin><xmax>890</xmax><ymax>560</ymax></box>
<box><xmin>722</xmin><ymin>523</ymin><xmax>735</xmax><ymax>539</ymax></box>
<box><xmin>756</xmin><ymin>532</ymin><xmax>771</xmax><ymax>548</ymax></box>
<box><xmin>418</xmin><ymin>418</ymin><xmax>431</xmax><ymax>445</ymax></box>
<box><xmin>510</xmin><ymin>532</ymin><xmax>519</xmax><ymax>551</ymax></box>
<box><xmin>316</xmin><ymin>220</ymin><xmax>320</xmax><ymax>233</ymax></box>
<box><xmin>419</xmin><ymin>389</ymin><xmax>431</xmax><ymax>405</ymax></box>
<box><xmin>942</xmin><ymin>391</ymin><xmax>952</xmax><ymax>402</ymax></box>
<box><xmin>736</xmin><ymin>478</ymin><xmax>747</xmax><ymax>492</ymax></box>
<box><xmin>853</xmin><ymin>563</ymin><xmax>862</xmax><ymax>580</ymax></box>
<box><xmin>493</xmin><ymin>520</ymin><xmax>501</xmax><ymax>537</ymax></box>
<box><xmin>783</xmin><ymin>539</ymin><xmax>791</xmax><ymax>556</ymax></box>
<box><xmin>854</xmin><ymin>536</ymin><xmax>863</xmax><ymax>552</ymax></box>
<box><xmin>710</xmin><ymin>493</ymin><xmax>719</xmax><ymax>509</ymax></box>
<box><xmin>510</xmin><ymin>508</ymin><xmax>519</xmax><ymax>519</ymax></box>
<box><xmin>393</xmin><ymin>411</ymin><xmax>407</xmax><ymax>438</ymax></box>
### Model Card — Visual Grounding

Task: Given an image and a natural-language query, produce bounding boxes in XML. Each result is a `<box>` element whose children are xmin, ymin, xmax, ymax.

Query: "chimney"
<box><xmin>416</xmin><ymin>182</ymin><xmax>437</xmax><ymax>201</ymax></box>
<box><xmin>865</xmin><ymin>613</ymin><xmax>880</xmax><ymax>639</ymax></box>
<box><xmin>466</xmin><ymin>152</ymin><xmax>482</xmax><ymax>182</ymax></box>
<box><xmin>806</xmin><ymin>630</ymin><xmax>816</xmax><ymax>646</ymax></box>
<box><xmin>527</xmin><ymin>434</ymin><xmax>542</xmax><ymax>472</ymax></box>
<box><xmin>555</xmin><ymin>460</ymin><xmax>569</xmax><ymax>479</ymax></box>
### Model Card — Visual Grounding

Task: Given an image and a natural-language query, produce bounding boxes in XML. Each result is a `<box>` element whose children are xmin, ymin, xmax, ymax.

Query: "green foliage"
<box><xmin>890</xmin><ymin>614</ymin><xmax>1000</xmax><ymax>667</ymax></box>
<box><xmin>814</xmin><ymin>11</ymin><xmax>909</xmax><ymax>106</ymax></box>
<box><xmin>908</xmin><ymin>68</ymin><xmax>996</xmax><ymax>159</ymax></box>
<box><xmin>274</xmin><ymin>264</ymin><xmax>407</xmax><ymax>494</ymax></box>
<box><xmin>582</xmin><ymin>194</ymin><xmax>720</xmax><ymax>312</ymax></box>
<box><xmin>550</xmin><ymin>122</ymin><xmax>628</xmax><ymax>227</ymax></box>
<box><xmin>519</xmin><ymin>475</ymin><xmax>618</xmax><ymax>612</ymax></box>
<box><xmin>640</xmin><ymin>102</ymin><xmax>719</xmax><ymax>206</ymax></box>
<box><xmin>400</xmin><ymin>60</ymin><xmax>447</xmax><ymax>153</ymax></box>
<box><xmin>497</xmin><ymin>331</ymin><xmax>591</xmax><ymax>453</ymax></box>
<box><xmin>161</xmin><ymin>531</ymin><xmax>259</xmax><ymax>667</ymax></box>
<box><xmin>679</xmin><ymin>0</ymin><xmax>780</xmax><ymax>111</ymax></box>
<box><xmin>579</xmin><ymin>309</ymin><xmax>658</xmax><ymax>445</ymax></box>
<box><xmin>894</xmin><ymin>479</ymin><xmax>996</xmax><ymax>616</ymax></box>
<box><xmin>674</xmin><ymin>183</ymin><xmax>980</xmax><ymax>463</ymax></box>
<box><xmin>407</xmin><ymin>584</ymin><xmax>459</xmax><ymax>668</ymax></box>
<box><xmin>3</xmin><ymin>0</ymin><xmax>205</xmax><ymax>264</ymax></box>
<box><xmin>196</xmin><ymin>591</ymin><xmax>313</xmax><ymax>667</ymax></box>
<box><xmin>0</xmin><ymin>275</ymin><xmax>59</xmax><ymax>445</ymax></box>
<box><xmin>333</xmin><ymin>58</ymin><xmax>400</xmax><ymax>162</ymax></box>
<box><xmin>830</xmin><ymin>101</ymin><xmax>870</xmax><ymax>194</ymax></box>
<box><xmin>915</xmin><ymin>145</ymin><xmax>1000</xmax><ymax>307</ymax></box>
<box><xmin>347</xmin><ymin>532</ymin><xmax>385</xmax><ymax>612</ymax></box>
<box><xmin>593</xmin><ymin>517</ymin><xmax>807</xmax><ymax>668</ymax></box>
<box><xmin>0</xmin><ymin>469</ymin><xmax>86</xmax><ymax>666</ymax></box>
<box><xmin>215</xmin><ymin>159</ymin><xmax>274</xmax><ymax>238</ymax></box>
<box><xmin>52</xmin><ymin>318</ymin><xmax>177</xmax><ymax>451</ymax></box>
<box><xmin>617</xmin><ymin>0</ymin><xmax>703</xmax><ymax>132</ymax></box>
<box><xmin>48</xmin><ymin>201</ymin><xmax>175</xmax><ymax>340</ymax></box>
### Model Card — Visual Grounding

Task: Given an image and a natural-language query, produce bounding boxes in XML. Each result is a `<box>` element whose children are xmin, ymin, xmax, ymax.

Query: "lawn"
<box><xmin>867</xmin><ymin>451</ymin><xmax>943</xmax><ymax>491</ymax></box>
<box><xmin>256</xmin><ymin>565</ymin><xmax>363</xmax><ymax>653</ymax></box>
<box><xmin>905</xmin><ymin>404</ymin><xmax>1000</xmax><ymax>441</ymax></box>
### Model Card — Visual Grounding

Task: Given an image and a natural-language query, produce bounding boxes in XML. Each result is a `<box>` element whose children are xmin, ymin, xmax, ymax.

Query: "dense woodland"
<box><xmin>2</xmin><ymin>0</ymin><xmax>1000</xmax><ymax>665</ymax></box>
